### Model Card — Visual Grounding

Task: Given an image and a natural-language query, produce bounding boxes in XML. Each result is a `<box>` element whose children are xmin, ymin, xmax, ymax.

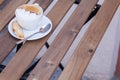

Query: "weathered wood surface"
<box><xmin>0</xmin><ymin>0</ymin><xmax>30</xmax><ymax>63</ymax></box>
<box><xmin>0</xmin><ymin>0</ymin><xmax>119</xmax><ymax>80</ymax></box>
<box><xmin>0</xmin><ymin>0</ymin><xmax>75</xmax><ymax>80</ymax></box>
<box><xmin>58</xmin><ymin>0</ymin><xmax>120</xmax><ymax>80</ymax></box>
<box><xmin>0</xmin><ymin>0</ymin><xmax>5</xmax><ymax>5</ymax></box>
<box><xmin>27</xmin><ymin>0</ymin><xmax>98</xmax><ymax>80</ymax></box>
<box><xmin>35</xmin><ymin>0</ymin><xmax>53</xmax><ymax>11</ymax></box>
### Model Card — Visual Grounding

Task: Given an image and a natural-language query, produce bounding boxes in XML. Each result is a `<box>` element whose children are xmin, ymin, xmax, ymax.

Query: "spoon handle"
<box><xmin>16</xmin><ymin>32</ymin><xmax>39</xmax><ymax>44</ymax></box>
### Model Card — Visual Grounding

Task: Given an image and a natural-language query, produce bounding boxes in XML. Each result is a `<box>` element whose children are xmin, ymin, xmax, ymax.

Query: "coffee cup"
<box><xmin>15</xmin><ymin>3</ymin><xmax>43</xmax><ymax>30</ymax></box>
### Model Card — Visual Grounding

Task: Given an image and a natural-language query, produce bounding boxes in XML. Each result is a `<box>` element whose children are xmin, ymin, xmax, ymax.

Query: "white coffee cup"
<box><xmin>15</xmin><ymin>3</ymin><xmax>43</xmax><ymax>30</ymax></box>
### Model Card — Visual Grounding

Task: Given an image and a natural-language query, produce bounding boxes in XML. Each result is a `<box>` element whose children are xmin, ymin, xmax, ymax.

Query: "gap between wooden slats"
<box><xmin>0</xmin><ymin>0</ymin><xmax>36</xmax><ymax>66</ymax></box>
<box><xmin>61</xmin><ymin>0</ymin><xmax>105</xmax><ymax>68</ymax></box>
<box><xmin>27</xmin><ymin>0</ymin><xmax>98</xmax><ymax>80</ymax></box>
<box><xmin>35</xmin><ymin>0</ymin><xmax>105</xmax><ymax>63</ymax></box>
<box><xmin>35</xmin><ymin>0</ymin><xmax>105</xmax><ymax>67</ymax></box>
<box><xmin>61</xmin><ymin>18</ymin><xmax>93</xmax><ymax>67</ymax></box>
<box><xmin>44</xmin><ymin>0</ymin><xmax>58</xmax><ymax>15</ymax></box>
<box><xmin>83</xmin><ymin>5</ymin><xmax>120</xmax><ymax>80</ymax></box>
<box><xmin>0</xmin><ymin>0</ymin><xmax>5</xmax><ymax>5</ymax></box>
<box><xmin>0</xmin><ymin>0</ymin><xmax>75</xmax><ymax>80</ymax></box>
<box><xmin>32</xmin><ymin>0</ymin><xmax>58</xmax><ymax>62</ymax></box>
<box><xmin>58</xmin><ymin>0</ymin><xmax>120</xmax><ymax>80</ymax></box>
<box><xmin>0</xmin><ymin>0</ymin><xmax>30</xmax><ymax>64</ymax></box>
<box><xmin>35</xmin><ymin>3</ymin><xmax>78</xmax><ymax>61</ymax></box>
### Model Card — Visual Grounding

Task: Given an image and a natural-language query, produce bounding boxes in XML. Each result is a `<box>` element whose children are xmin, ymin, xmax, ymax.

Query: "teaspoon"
<box><xmin>16</xmin><ymin>23</ymin><xmax>51</xmax><ymax>44</ymax></box>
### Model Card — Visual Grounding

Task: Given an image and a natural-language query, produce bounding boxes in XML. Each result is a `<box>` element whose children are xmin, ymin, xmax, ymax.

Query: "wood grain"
<box><xmin>27</xmin><ymin>0</ymin><xmax>98</xmax><ymax>80</ymax></box>
<box><xmin>0</xmin><ymin>0</ymin><xmax>29</xmax><ymax>64</ymax></box>
<box><xmin>0</xmin><ymin>0</ymin><xmax>75</xmax><ymax>80</ymax></box>
<box><xmin>0</xmin><ymin>30</ymin><xmax>17</xmax><ymax>63</ymax></box>
<box><xmin>0</xmin><ymin>0</ymin><xmax>5</xmax><ymax>5</ymax></box>
<box><xmin>0</xmin><ymin>0</ymin><xmax>28</xmax><ymax>62</ymax></box>
<box><xmin>35</xmin><ymin>0</ymin><xmax>53</xmax><ymax>11</ymax></box>
<box><xmin>58</xmin><ymin>0</ymin><xmax>120</xmax><ymax>80</ymax></box>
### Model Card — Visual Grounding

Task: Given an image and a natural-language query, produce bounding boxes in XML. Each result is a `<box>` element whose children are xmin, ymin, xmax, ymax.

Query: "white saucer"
<box><xmin>8</xmin><ymin>15</ymin><xmax>52</xmax><ymax>40</ymax></box>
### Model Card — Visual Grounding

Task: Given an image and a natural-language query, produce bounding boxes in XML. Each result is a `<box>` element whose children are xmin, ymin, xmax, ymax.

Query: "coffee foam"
<box><xmin>16</xmin><ymin>8</ymin><xmax>39</xmax><ymax>20</ymax></box>
<box><xmin>18</xmin><ymin>4</ymin><xmax>42</xmax><ymax>15</ymax></box>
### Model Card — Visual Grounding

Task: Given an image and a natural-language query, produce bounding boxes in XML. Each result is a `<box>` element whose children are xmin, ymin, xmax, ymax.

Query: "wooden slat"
<box><xmin>35</xmin><ymin>0</ymin><xmax>53</xmax><ymax>11</ymax></box>
<box><xmin>0</xmin><ymin>0</ymin><xmax>5</xmax><ymax>5</ymax></box>
<box><xmin>58</xmin><ymin>0</ymin><xmax>120</xmax><ymax>80</ymax></box>
<box><xmin>0</xmin><ymin>30</ymin><xmax>17</xmax><ymax>63</ymax></box>
<box><xmin>0</xmin><ymin>0</ymin><xmax>29</xmax><ymax>62</ymax></box>
<box><xmin>0</xmin><ymin>0</ymin><xmax>75</xmax><ymax>80</ymax></box>
<box><xmin>0</xmin><ymin>0</ymin><xmax>53</xmax><ymax>64</ymax></box>
<box><xmin>27</xmin><ymin>0</ymin><xmax>98</xmax><ymax>80</ymax></box>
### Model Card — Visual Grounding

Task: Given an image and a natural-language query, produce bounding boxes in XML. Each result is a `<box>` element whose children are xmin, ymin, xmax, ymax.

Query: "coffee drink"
<box><xmin>15</xmin><ymin>3</ymin><xmax>43</xmax><ymax>30</ymax></box>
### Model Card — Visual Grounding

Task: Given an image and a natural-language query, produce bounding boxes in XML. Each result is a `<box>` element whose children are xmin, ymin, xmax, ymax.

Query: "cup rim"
<box><xmin>17</xmin><ymin>4</ymin><xmax>43</xmax><ymax>15</ymax></box>
<box><xmin>14</xmin><ymin>3</ymin><xmax>44</xmax><ymax>30</ymax></box>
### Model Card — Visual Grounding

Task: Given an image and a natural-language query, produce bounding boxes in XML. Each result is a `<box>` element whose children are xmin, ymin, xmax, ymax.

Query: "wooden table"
<box><xmin>0</xmin><ymin>0</ymin><xmax>119</xmax><ymax>80</ymax></box>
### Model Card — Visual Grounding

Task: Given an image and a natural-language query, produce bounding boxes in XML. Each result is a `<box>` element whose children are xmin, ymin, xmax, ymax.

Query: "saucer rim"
<box><xmin>8</xmin><ymin>15</ymin><xmax>52</xmax><ymax>40</ymax></box>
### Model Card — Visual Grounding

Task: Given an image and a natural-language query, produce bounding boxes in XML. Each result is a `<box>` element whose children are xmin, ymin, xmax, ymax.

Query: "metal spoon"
<box><xmin>16</xmin><ymin>23</ymin><xmax>51</xmax><ymax>44</ymax></box>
